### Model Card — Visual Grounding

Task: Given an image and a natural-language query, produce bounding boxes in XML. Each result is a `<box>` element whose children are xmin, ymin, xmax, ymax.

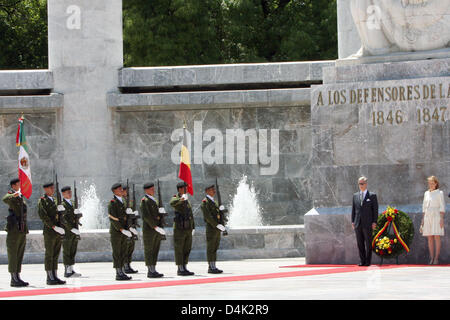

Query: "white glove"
<box><xmin>129</xmin><ymin>227</ymin><xmax>138</xmax><ymax>235</ymax></box>
<box><xmin>133</xmin><ymin>211</ymin><xmax>139</xmax><ymax>216</ymax></box>
<box><xmin>74</xmin><ymin>209</ymin><xmax>82</xmax><ymax>214</ymax></box>
<box><xmin>57</xmin><ymin>205</ymin><xmax>65</xmax><ymax>212</ymax></box>
<box><xmin>158</xmin><ymin>207</ymin><xmax>166</xmax><ymax>214</ymax></box>
<box><xmin>216</xmin><ymin>224</ymin><xmax>226</xmax><ymax>232</ymax></box>
<box><xmin>126</xmin><ymin>208</ymin><xmax>133</xmax><ymax>214</ymax></box>
<box><xmin>121</xmin><ymin>229</ymin><xmax>132</xmax><ymax>238</ymax></box>
<box><xmin>155</xmin><ymin>227</ymin><xmax>166</xmax><ymax>235</ymax></box>
<box><xmin>71</xmin><ymin>228</ymin><xmax>80</xmax><ymax>235</ymax></box>
<box><xmin>219</xmin><ymin>205</ymin><xmax>225</xmax><ymax>211</ymax></box>
<box><xmin>53</xmin><ymin>226</ymin><xmax>65</xmax><ymax>235</ymax></box>
<box><xmin>192</xmin><ymin>229</ymin><xmax>195</xmax><ymax>236</ymax></box>
<box><xmin>181</xmin><ymin>194</ymin><xmax>188</xmax><ymax>201</ymax></box>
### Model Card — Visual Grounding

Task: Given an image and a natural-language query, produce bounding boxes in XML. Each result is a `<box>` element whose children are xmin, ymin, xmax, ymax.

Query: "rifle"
<box><xmin>125</xmin><ymin>180</ymin><xmax>138</xmax><ymax>241</ymax></box>
<box><xmin>157</xmin><ymin>179</ymin><xmax>167</xmax><ymax>240</ymax></box>
<box><xmin>54</xmin><ymin>174</ymin><xmax>65</xmax><ymax>239</ymax></box>
<box><xmin>19</xmin><ymin>191</ymin><xmax>26</xmax><ymax>233</ymax></box>
<box><xmin>131</xmin><ymin>183</ymin><xmax>140</xmax><ymax>229</ymax></box>
<box><xmin>73</xmin><ymin>180</ymin><xmax>82</xmax><ymax>240</ymax></box>
<box><xmin>215</xmin><ymin>178</ymin><xmax>228</xmax><ymax>236</ymax></box>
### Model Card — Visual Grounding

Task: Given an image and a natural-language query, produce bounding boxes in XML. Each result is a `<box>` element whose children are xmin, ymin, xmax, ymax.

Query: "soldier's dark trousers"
<box><xmin>6</xmin><ymin>230</ymin><xmax>26</xmax><ymax>273</ymax></box>
<box><xmin>173</xmin><ymin>229</ymin><xmax>192</xmax><ymax>266</ymax></box>
<box><xmin>110</xmin><ymin>232</ymin><xmax>128</xmax><ymax>268</ymax></box>
<box><xmin>63</xmin><ymin>233</ymin><xmax>78</xmax><ymax>266</ymax></box>
<box><xmin>206</xmin><ymin>228</ymin><xmax>221</xmax><ymax>262</ymax></box>
<box><xmin>125</xmin><ymin>238</ymin><xmax>135</xmax><ymax>264</ymax></box>
<box><xmin>143</xmin><ymin>229</ymin><xmax>162</xmax><ymax>266</ymax></box>
<box><xmin>43</xmin><ymin>231</ymin><xmax>62</xmax><ymax>271</ymax></box>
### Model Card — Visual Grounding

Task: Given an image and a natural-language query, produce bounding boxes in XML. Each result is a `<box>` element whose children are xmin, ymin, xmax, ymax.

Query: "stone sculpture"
<box><xmin>351</xmin><ymin>0</ymin><xmax>450</xmax><ymax>56</ymax></box>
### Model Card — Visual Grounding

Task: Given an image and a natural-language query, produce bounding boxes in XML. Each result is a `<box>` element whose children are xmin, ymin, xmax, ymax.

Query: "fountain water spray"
<box><xmin>78</xmin><ymin>182</ymin><xmax>108</xmax><ymax>230</ymax></box>
<box><xmin>228</xmin><ymin>175</ymin><xmax>264</xmax><ymax>228</ymax></box>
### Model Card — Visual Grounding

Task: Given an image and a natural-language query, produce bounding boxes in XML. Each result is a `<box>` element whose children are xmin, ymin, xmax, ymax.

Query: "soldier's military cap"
<box><xmin>205</xmin><ymin>184</ymin><xmax>215</xmax><ymax>192</ymax></box>
<box><xmin>176</xmin><ymin>181</ymin><xmax>188</xmax><ymax>189</ymax></box>
<box><xmin>143</xmin><ymin>182</ymin><xmax>154</xmax><ymax>189</ymax></box>
<box><xmin>43</xmin><ymin>182</ymin><xmax>54</xmax><ymax>188</ymax></box>
<box><xmin>61</xmin><ymin>186</ymin><xmax>71</xmax><ymax>192</ymax></box>
<box><xmin>111</xmin><ymin>183</ymin><xmax>122</xmax><ymax>191</ymax></box>
<box><xmin>9</xmin><ymin>178</ymin><xmax>20</xmax><ymax>186</ymax></box>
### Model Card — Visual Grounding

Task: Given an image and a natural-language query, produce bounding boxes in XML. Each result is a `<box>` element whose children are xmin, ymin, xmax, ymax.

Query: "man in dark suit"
<box><xmin>351</xmin><ymin>176</ymin><xmax>379</xmax><ymax>266</ymax></box>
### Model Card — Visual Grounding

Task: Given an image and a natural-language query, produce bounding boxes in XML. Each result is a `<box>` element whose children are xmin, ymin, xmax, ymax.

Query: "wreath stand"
<box><xmin>378</xmin><ymin>222</ymin><xmax>403</xmax><ymax>266</ymax></box>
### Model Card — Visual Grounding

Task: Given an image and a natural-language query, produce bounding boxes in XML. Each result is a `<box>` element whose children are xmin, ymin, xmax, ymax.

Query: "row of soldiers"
<box><xmin>2</xmin><ymin>179</ymin><xmax>228</xmax><ymax>286</ymax></box>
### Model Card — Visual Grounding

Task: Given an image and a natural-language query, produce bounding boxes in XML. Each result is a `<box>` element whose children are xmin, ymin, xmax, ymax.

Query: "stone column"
<box><xmin>47</xmin><ymin>0</ymin><xmax>123</xmax><ymax>209</ymax></box>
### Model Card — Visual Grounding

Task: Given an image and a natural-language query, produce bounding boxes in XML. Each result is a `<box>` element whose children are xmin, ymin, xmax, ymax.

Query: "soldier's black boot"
<box><xmin>16</xmin><ymin>273</ymin><xmax>29</xmax><ymax>286</ymax></box>
<box><xmin>46</xmin><ymin>270</ymin><xmax>59</xmax><ymax>285</ymax></box>
<box><xmin>10</xmin><ymin>273</ymin><xmax>26</xmax><ymax>287</ymax></box>
<box><xmin>177</xmin><ymin>265</ymin><xmax>188</xmax><ymax>276</ymax></box>
<box><xmin>183</xmin><ymin>264</ymin><xmax>194</xmax><ymax>276</ymax></box>
<box><xmin>53</xmin><ymin>270</ymin><xmax>66</xmax><ymax>285</ymax></box>
<box><xmin>116</xmin><ymin>268</ymin><xmax>131</xmax><ymax>281</ymax></box>
<box><xmin>147</xmin><ymin>265</ymin><xmax>163</xmax><ymax>278</ymax></box>
<box><xmin>64</xmin><ymin>265</ymin><xmax>73</xmax><ymax>278</ymax></box>
<box><xmin>208</xmin><ymin>262</ymin><xmax>221</xmax><ymax>274</ymax></box>
<box><xmin>124</xmin><ymin>263</ymin><xmax>138</xmax><ymax>274</ymax></box>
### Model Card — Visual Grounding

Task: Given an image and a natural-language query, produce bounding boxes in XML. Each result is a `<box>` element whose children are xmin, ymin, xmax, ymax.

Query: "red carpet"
<box><xmin>0</xmin><ymin>265</ymin><xmax>403</xmax><ymax>299</ymax></box>
<box><xmin>280</xmin><ymin>264</ymin><xmax>450</xmax><ymax>268</ymax></box>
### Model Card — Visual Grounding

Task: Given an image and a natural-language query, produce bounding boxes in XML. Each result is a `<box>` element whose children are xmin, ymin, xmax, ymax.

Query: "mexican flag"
<box><xmin>178</xmin><ymin>125</ymin><xmax>194</xmax><ymax>195</ymax></box>
<box><xmin>16</xmin><ymin>116</ymin><xmax>32</xmax><ymax>199</ymax></box>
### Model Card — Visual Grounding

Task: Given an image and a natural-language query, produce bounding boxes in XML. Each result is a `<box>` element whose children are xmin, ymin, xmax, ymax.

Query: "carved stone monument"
<box><xmin>306</xmin><ymin>1</ymin><xmax>450</xmax><ymax>264</ymax></box>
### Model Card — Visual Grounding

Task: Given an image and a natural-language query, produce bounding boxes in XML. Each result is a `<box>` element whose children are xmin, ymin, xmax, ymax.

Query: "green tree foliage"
<box><xmin>0</xmin><ymin>0</ymin><xmax>48</xmax><ymax>69</ymax></box>
<box><xmin>0</xmin><ymin>0</ymin><xmax>336</xmax><ymax>69</ymax></box>
<box><xmin>124</xmin><ymin>0</ymin><xmax>337</xmax><ymax>66</ymax></box>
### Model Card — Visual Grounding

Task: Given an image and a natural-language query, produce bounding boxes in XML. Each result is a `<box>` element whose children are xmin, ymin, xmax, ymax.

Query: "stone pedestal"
<box><xmin>305</xmin><ymin>206</ymin><xmax>450</xmax><ymax>264</ymax></box>
<box><xmin>307</xmin><ymin>56</ymin><xmax>450</xmax><ymax>264</ymax></box>
<box><xmin>47</xmin><ymin>0</ymin><xmax>123</xmax><ymax>203</ymax></box>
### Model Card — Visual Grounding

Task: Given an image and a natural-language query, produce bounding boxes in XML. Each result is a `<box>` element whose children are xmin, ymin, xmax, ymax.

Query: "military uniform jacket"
<box><xmin>169</xmin><ymin>193</ymin><xmax>195</xmax><ymax>230</ymax></box>
<box><xmin>2</xmin><ymin>190</ymin><xmax>28</xmax><ymax>233</ymax></box>
<box><xmin>108</xmin><ymin>196</ymin><xmax>128</xmax><ymax>235</ymax></box>
<box><xmin>38</xmin><ymin>195</ymin><xmax>62</xmax><ymax>234</ymax></box>
<box><xmin>61</xmin><ymin>199</ymin><xmax>79</xmax><ymax>231</ymax></box>
<box><xmin>201</xmin><ymin>197</ymin><xmax>223</xmax><ymax>230</ymax></box>
<box><xmin>140</xmin><ymin>195</ymin><xmax>163</xmax><ymax>231</ymax></box>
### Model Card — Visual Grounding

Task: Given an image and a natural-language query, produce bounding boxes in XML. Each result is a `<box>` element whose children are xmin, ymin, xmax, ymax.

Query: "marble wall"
<box><xmin>114</xmin><ymin>104</ymin><xmax>312</xmax><ymax>227</ymax></box>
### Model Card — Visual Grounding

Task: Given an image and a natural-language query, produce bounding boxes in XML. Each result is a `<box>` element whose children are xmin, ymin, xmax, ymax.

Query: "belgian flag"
<box><xmin>178</xmin><ymin>124</ymin><xmax>194</xmax><ymax>195</ymax></box>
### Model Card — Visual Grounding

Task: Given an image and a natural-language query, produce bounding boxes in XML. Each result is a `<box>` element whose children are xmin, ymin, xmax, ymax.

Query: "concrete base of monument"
<box><xmin>0</xmin><ymin>225</ymin><xmax>305</xmax><ymax>265</ymax></box>
<box><xmin>305</xmin><ymin>206</ymin><xmax>450</xmax><ymax>265</ymax></box>
<box><xmin>336</xmin><ymin>48</ymin><xmax>450</xmax><ymax>67</ymax></box>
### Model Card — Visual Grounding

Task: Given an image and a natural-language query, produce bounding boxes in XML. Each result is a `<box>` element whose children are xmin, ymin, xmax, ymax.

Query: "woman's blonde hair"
<box><xmin>427</xmin><ymin>176</ymin><xmax>439</xmax><ymax>190</ymax></box>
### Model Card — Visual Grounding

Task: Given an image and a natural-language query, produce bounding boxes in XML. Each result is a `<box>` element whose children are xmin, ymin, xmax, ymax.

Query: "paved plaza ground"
<box><xmin>0</xmin><ymin>258</ymin><xmax>449</xmax><ymax>300</ymax></box>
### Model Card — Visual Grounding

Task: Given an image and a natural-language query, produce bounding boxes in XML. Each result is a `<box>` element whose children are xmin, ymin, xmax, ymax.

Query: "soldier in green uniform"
<box><xmin>38</xmin><ymin>182</ymin><xmax>66</xmax><ymax>285</ymax></box>
<box><xmin>108</xmin><ymin>183</ymin><xmax>133</xmax><ymax>280</ymax></box>
<box><xmin>60</xmin><ymin>186</ymin><xmax>81</xmax><ymax>278</ymax></box>
<box><xmin>122</xmin><ymin>186</ymin><xmax>138</xmax><ymax>274</ymax></box>
<box><xmin>201</xmin><ymin>184</ymin><xmax>227</xmax><ymax>274</ymax></box>
<box><xmin>170</xmin><ymin>181</ymin><xmax>195</xmax><ymax>276</ymax></box>
<box><xmin>140</xmin><ymin>182</ymin><xmax>166</xmax><ymax>278</ymax></box>
<box><xmin>2</xmin><ymin>178</ymin><xmax>29</xmax><ymax>287</ymax></box>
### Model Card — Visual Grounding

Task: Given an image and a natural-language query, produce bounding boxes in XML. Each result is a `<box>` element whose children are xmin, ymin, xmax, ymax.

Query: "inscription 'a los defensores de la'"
<box><xmin>316</xmin><ymin>83</ymin><xmax>450</xmax><ymax>107</ymax></box>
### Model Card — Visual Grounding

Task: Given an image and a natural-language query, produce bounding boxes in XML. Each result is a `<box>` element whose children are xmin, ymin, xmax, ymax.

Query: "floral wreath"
<box><xmin>372</xmin><ymin>206</ymin><xmax>414</xmax><ymax>257</ymax></box>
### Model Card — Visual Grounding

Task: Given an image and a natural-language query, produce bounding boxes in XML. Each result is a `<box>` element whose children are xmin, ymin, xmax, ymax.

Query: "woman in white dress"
<box><xmin>420</xmin><ymin>176</ymin><xmax>445</xmax><ymax>265</ymax></box>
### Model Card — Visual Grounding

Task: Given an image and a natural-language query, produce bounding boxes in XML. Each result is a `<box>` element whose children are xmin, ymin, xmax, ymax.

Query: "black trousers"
<box><xmin>355</xmin><ymin>225</ymin><xmax>373</xmax><ymax>265</ymax></box>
